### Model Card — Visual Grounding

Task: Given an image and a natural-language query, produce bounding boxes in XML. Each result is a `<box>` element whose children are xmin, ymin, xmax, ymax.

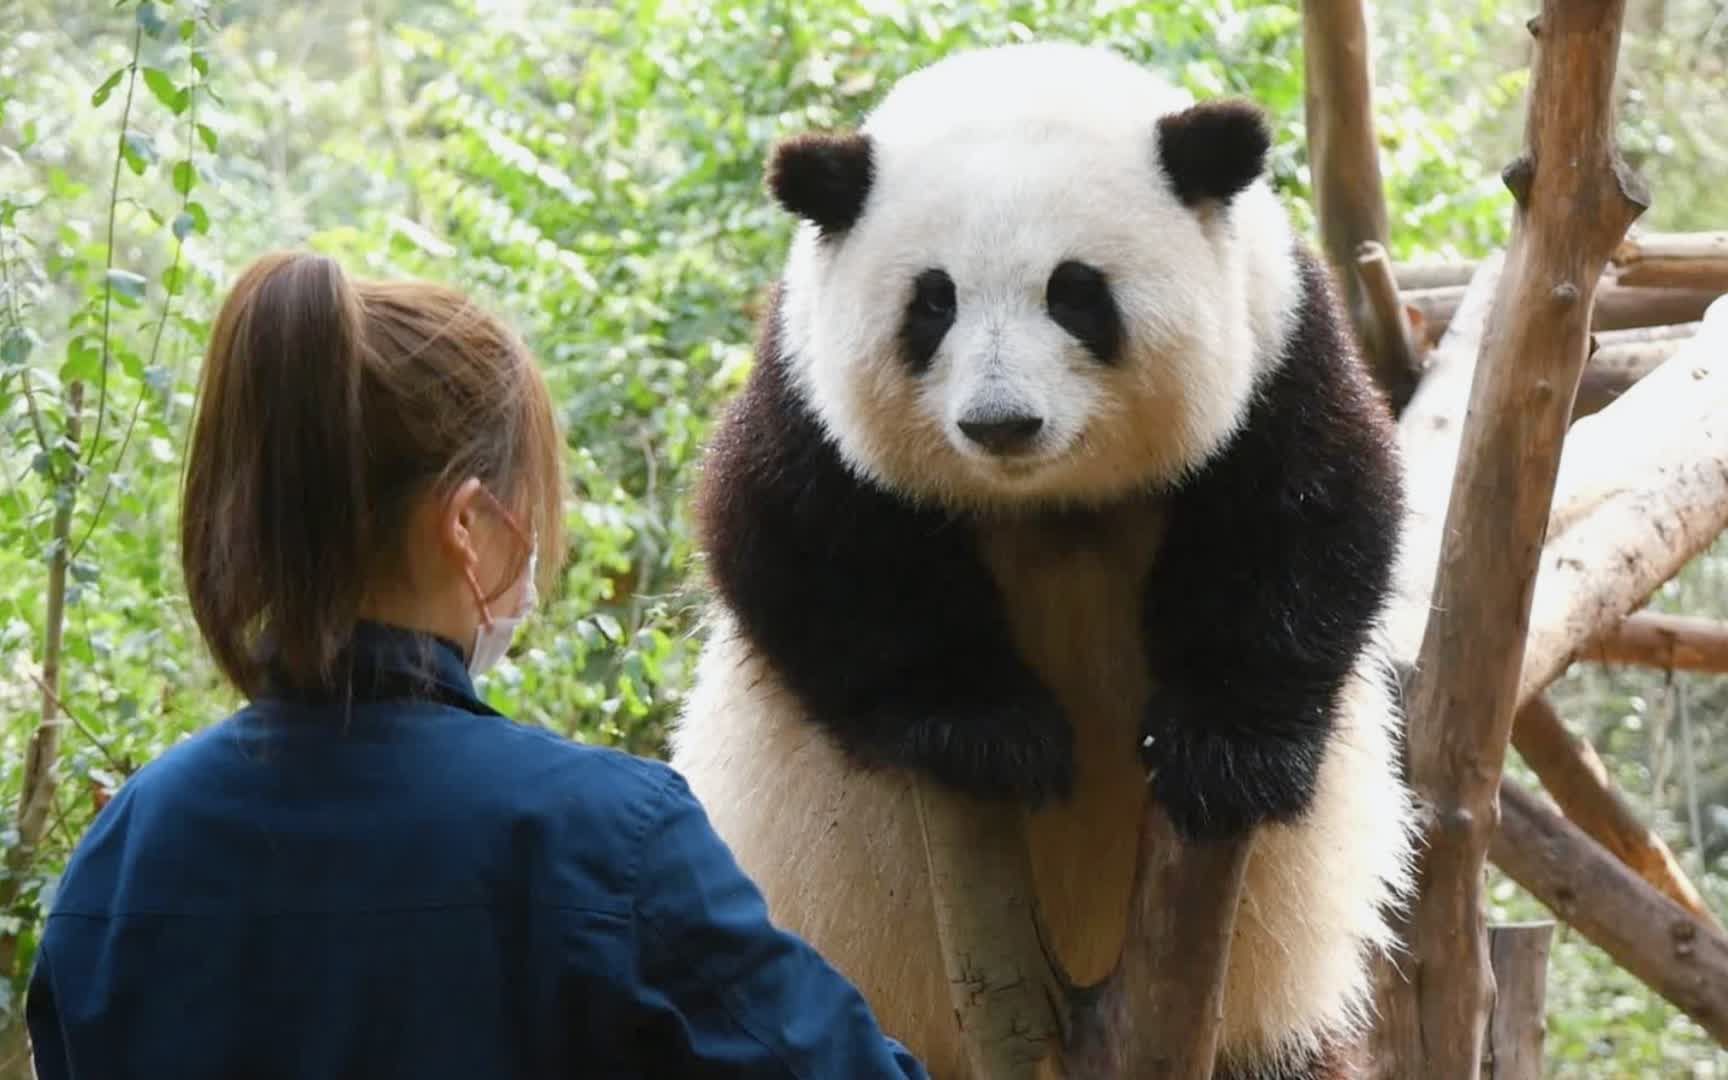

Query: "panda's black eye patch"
<box><xmin>900</xmin><ymin>268</ymin><xmax>957</xmax><ymax>374</ymax></box>
<box><xmin>1046</xmin><ymin>260</ymin><xmax>1122</xmax><ymax>364</ymax></box>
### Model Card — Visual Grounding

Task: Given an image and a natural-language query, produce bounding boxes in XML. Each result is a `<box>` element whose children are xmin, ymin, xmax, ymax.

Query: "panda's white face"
<box><xmin>774</xmin><ymin>43</ymin><xmax>1303</xmax><ymax>511</ymax></box>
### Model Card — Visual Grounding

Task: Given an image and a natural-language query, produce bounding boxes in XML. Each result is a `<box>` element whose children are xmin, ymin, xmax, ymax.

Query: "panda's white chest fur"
<box><xmin>975</xmin><ymin>498</ymin><xmax>1169</xmax><ymax>985</ymax></box>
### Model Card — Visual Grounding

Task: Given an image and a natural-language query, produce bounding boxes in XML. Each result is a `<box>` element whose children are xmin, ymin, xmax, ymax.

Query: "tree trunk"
<box><xmin>915</xmin><ymin>777</ymin><xmax>1254</xmax><ymax>1078</ymax></box>
<box><xmin>1378</xmin><ymin>4</ymin><xmax>1649</xmax><ymax>1076</ymax></box>
<box><xmin>914</xmin><ymin>781</ymin><xmax>1062</xmax><ymax>1078</ymax></box>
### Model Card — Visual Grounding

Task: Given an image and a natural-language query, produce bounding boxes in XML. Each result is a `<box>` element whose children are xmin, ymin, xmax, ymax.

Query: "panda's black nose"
<box><xmin>958</xmin><ymin>411</ymin><xmax>1044</xmax><ymax>455</ymax></box>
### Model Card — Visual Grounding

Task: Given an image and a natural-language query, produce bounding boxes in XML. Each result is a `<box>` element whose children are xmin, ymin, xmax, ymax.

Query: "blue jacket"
<box><xmin>27</xmin><ymin>622</ymin><xmax>927</xmax><ymax>1079</ymax></box>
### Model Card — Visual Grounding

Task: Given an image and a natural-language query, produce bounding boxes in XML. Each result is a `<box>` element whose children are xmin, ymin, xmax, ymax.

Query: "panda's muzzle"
<box><xmin>957</xmin><ymin>407</ymin><xmax>1044</xmax><ymax>457</ymax></box>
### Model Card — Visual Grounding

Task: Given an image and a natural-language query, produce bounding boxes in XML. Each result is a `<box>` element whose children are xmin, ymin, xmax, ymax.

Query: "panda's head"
<box><xmin>768</xmin><ymin>42</ymin><xmax>1303</xmax><ymax>511</ymax></box>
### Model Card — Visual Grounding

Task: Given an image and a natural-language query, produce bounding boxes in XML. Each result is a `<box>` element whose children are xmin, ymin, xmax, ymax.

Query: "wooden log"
<box><xmin>1381</xmin><ymin>3</ymin><xmax>1650</xmax><ymax>1076</ymax></box>
<box><xmin>1397</xmin><ymin>260</ymin><xmax>1478</xmax><ymax>291</ymax></box>
<box><xmin>1302</xmin><ymin>0</ymin><xmax>1420</xmax><ymax>413</ymax></box>
<box><xmin>1522</xmin><ymin>297</ymin><xmax>1728</xmax><ymax>704</ymax></box>
<box><xmin>1587</xmin><ymin>611</ymin><xmax>1728</xmax><ymax>674</ymax></box>
<box><xmin>1383</xmin><ymin>255</ymin><xmax>1506</xmax><ymax>660</ymax></box>
<box><xmin>1612</xmin><ymin>230</ymin><xmax>1728</xmax><ymax>291</ymax></box>
<box><xmin>1406</xmin><ymin>281</ymin><xmax>1719</xmax><ymax>343</ymax></box>
<box><xmin>1483</xmin><ymin>922</ymin><xmax>1555</xmax><ymax>1080</ymax></box>
<box><xmin>914</xmin><ymin>781</ymin><xmax>1061</xmax><ymax>1078</ymax></box>
<box><xmin>1593</xmin><ymin>320</ymin><xmax>1702</xmax><ymax>347</ymax></box>
<box><xmin>1572</xmin><ymin>337</ymin><xmax>1688</xmax><ymax>420</ymax></box>
<box><xmin>1492</xmin><ymin>778</ymin><xmax>1728</xmax><ymax>1044</ymax></box>
<box><xmin>1511</xmin><ymin>696</ymin><xmax>1722</xmax><ymax>928</ymax></box>
<box><xmin>915</xmin><ymin>781</ymin><xmax>1252</xmax><ymax>1078</ymax></box>
<box><xmin>1065</xmin><ymin>817</ymin><xmax>1253</xmax><ymax>1078</ymax></box>
<box><xmin>1358</xmin><ymin>240</ymin><xmax>1424</xmax><ymax>406</ymax></box>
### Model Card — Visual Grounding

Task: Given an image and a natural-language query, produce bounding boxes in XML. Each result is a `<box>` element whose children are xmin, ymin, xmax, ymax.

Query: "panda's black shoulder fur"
<box><xmin>693</xmin><ymin>249</ymin><xmax>1403</xmax><ymax>833</ymax></box>
<box><xmin>1136</xmin><ymin>244</ymin><xmax>1404</xmax><ymax>840</ymax></box>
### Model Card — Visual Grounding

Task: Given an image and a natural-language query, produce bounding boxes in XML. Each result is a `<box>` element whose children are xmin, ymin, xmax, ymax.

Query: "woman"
<box><xmin>26</xmin><ymin>252</ymin><xmax>927</xmax><ymax>1079</ymax></box>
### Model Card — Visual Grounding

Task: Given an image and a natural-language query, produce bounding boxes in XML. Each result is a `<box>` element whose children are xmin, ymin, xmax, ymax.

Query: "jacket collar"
<box><xmin>259</xmin><ymin>620</ymin><xmax>501</xmax><ymax>716</ymax></box>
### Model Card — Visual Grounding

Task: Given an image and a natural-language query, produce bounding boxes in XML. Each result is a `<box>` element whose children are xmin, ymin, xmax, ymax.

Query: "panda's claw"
<box><xmin>1139</xmin><ymin>687</ymin><xmax>1327</xmax><ymax>843</ymax></box>
<box><xmin>846</xmin><ymin>693</ymin><xmax>1075</xmax><ymax>808</ymax></box>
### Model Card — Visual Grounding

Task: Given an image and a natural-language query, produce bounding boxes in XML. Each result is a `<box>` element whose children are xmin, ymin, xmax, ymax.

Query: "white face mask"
<box><xmin>468</xmin><ymin>544</ymin><xmax>537</xmax><ymax>676</ymax></box>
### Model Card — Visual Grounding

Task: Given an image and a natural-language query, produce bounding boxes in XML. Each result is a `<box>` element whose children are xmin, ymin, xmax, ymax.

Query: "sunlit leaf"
<box><xmin>91</xmin><ymin>68</ymin><xmax>126</xmax><ymax>108</ymax></box>
<box><xmin>196</xmin><ymin>124</ymin><xmax>218</xmax><ymax>153</ymax></box>
<box><xmin>142</xmin><ymin>68</ymin><xmax>184</xmax><ymax>115</ymax></box>
<box><xmin>61</xmin><ymin>337</ymin><xmax>102</xmax><ymax>384</ymax></box>
<box><xmin>172</xmin><ymin>161</ymin><xmax>197</xmax><ymax>195</ymax></box>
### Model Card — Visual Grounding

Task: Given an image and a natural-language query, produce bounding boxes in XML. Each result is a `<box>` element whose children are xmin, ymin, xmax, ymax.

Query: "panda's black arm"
<box><xmin>692</xmin><ymin>310</ymin><xmax>1074</xmax><ymax>806</ymax></box>
<box><xmin>1138</xmin><ymin>250</ymin><xmax>1404</xmax><ymax>842</ymax></box>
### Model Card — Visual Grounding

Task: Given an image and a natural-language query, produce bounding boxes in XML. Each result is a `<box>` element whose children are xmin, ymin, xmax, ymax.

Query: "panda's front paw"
<box><xmin>859</xmin><ymin>691</ymin><xmax>1075</xmax><ymax>808</ymax></box>
<box><xmin>1139</xmin><ymin>689</ymin><xmax>1326</xmax><ymax>843</ymax></box>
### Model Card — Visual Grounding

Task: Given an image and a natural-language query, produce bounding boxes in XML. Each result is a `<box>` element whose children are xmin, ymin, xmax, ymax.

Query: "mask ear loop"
<box><xmin>465</xmin><ymin>487</ymin><xmax>532</xmax><ymax>632</ymax></box>
<box><xmin>464</xmin><ymin>565</ymin><xmax>496</xmax><ymax>631</ymax></box>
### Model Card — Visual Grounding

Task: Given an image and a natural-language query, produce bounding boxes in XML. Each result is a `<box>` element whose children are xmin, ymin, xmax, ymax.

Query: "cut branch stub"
<box><xmin>1382</xmin><ymin>0</ymin><xmax>1648</xmax><ymax>1073</ymax></box>
<box><xmin>1483</xmin><ymin>922</ymin><xmax>1555</xmax><ymax>1080</ymax></box>
<box><xmin>1612</xmin><ymin>230</ymin><xmax>1728</xmax><ymax>290</ymax></box>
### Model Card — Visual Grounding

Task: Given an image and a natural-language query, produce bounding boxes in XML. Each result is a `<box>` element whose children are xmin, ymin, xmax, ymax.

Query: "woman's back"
<box><xmin>33</xmin><ymin>623</ymin><xmax>920</xmax><ymax>1078</ymax></box>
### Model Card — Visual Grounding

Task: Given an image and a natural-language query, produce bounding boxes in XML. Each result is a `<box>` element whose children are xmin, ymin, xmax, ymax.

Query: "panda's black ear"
<box><xmin>766</xmin><ymin>132</ymin><xmax>875</xmax><ymax>237</ymax></box>
<box><xmin>1155</xmin><ymin>100</ymin><xmax>1271</xmax><ymax>206</ymax></box>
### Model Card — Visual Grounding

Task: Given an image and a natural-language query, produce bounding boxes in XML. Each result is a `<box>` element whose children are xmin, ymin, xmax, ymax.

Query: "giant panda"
<box><xmin>670</xmin><ymin>41</ymin><xmax>1416</xmax><ymax>1080</ymax></box>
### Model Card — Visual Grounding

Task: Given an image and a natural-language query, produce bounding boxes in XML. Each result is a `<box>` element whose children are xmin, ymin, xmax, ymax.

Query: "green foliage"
<box><xmin>3</xmin><ymin>0</ymin><xmax>1728</xmax><ymax>1072</ymax></box>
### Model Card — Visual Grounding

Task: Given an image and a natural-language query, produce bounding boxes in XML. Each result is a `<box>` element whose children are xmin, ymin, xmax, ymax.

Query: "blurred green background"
<box><xmin>3</xmin><ymin>0</ymin><xmax>1726</xmax><ymax>1073</ymax></box>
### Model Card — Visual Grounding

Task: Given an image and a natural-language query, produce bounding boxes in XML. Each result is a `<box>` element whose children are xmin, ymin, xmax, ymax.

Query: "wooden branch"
<box><xmin>1384</xmin><ymin>254</ymin><xmax>1506</xmax><ymax>659</ymax></box>
<box><xmin>1612</xmin><ymin>230</ymin><xmax>1728</xmax><ymax>291</ymax></box>
<box><xmin>1405</xmin><ymin>281</ymin><xmax>1718</xmax><ymax>343</ymax></box>
<box><xmin>1587</xmin><ymin>611</ymin><xmax>1728</xmax><ymax>674</ymax></box>
<box><xmin>1492</xmin><ymin>778</ymin><xmax>1728</xmax><ymax>1044</ymax></box>
<box><xmin>1384</xmin><ymin>2</ymin><xmax>1650</xmax><ymax>1074</ymax></box>
<box><xmin>1358</xmin><ymin>241</ymin><xmax>1424</xmax><ymax>402</ymax></box>
<box><xmin>916</xmin><ymin>782</ymin><xmax>1252</xmax><ymax>1078</ymax></box>
<box><xmin>1573</xmin><ymin>336</ymin><xmax>1688</xmax><ymax>419</ymax></box>
<box><xmin>1397</xmin><ymin>260</ymin><xmax>1478</xmax><ymax>291</ymax></box>
<box><xmin>914</xmin><ymin>780</ymin><xmax>1062</xmax><ymax>1078</ymax></box>
<box><xmin>1521</xmin><ymin>298</ymin><xmax>1728</xmax><ymax>705</ymax></box>
<box><xmin>1511</xmin><ymin>696</ymin><xmax>1722</xmax><ymax>928</ymax></box>
<box><xmin>1593</xmin><ymin>320</ymin><xmax>1703</xmax><ymax>347</ymax></box>
<box><xmin>1483</xmin><ymin>922</ymin><xmax>1555</xmax><ymax>1080</ymax></box>
<box><xmin>1065</xmin><ymin>816</ymin><xmax>1253</xmax><ymax>1078</ymax></box>
<box><xmin>1302</xmin><ymin>0</ymin><xmax>1420</xmax><ymax>412</ymax></box>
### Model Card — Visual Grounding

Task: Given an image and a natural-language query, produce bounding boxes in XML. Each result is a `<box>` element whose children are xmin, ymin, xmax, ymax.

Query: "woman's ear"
<box><xmin>440</xmin><ymin>477</ymin><xmax>486</xmax><ymax>575</ymax></box>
